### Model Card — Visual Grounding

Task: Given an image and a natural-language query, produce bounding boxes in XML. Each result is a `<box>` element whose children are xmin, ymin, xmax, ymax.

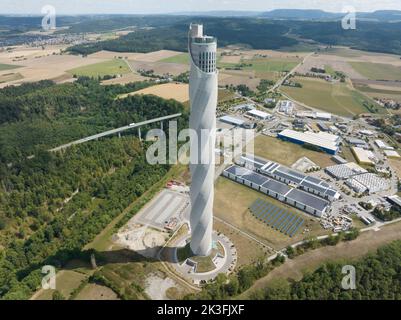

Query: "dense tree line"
<box><xmin>0</xmin><ymin>77</ymin><xmax>188</xmax><ymax>299</ymax></box>
<box><xmin>0</xmin><ymin>78</ymin><xmax>187</xmax><ymax>163</ymax></box>
<box><xmin>286</xmin><ymin>229</ymin><xmax>360</xmax><ymax>259</ymax></box>
<box><xmin>251</xmin><ymin>240</ymin><xmax>401</xmax><ymax>300</ymax></box>
<box><xmin>0</xmin><ymin>137</ymin><xmax>171</xmax><ymax>299</ymax></box>
<box><xmin>67</xmin><ymin>18</ymin><xmax>296</xmax><ymax>55</ymax></box>
<box><xmin>68</xmin><ymin>17</ymin><xmax>401</xmax><ymax>56</ymax></box>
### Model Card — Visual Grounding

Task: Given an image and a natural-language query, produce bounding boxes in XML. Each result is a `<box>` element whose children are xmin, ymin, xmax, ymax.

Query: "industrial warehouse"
<box><xmin>277</xmin><ymin>129</ymin><xmax>340</xmax><ymax>155</ymax></box>
<box><xmin>238</xmin><ymin>154</ymin><xmax>340</xmax><ymax>201</ymax></box>
<box><xmin>346</xmin><ymin>173</ymin><xmax>390</xmax><ymax>194</ymax></box>
<box><xmin>326</xmin><ymin>163</ymin><xmax>389</xmax><ymax>194</ymax></box>
<box><xmin>222</xmin><ymin>154</ymin><xmax>341</xmax><ymax>217</ymax></box>
<box><xmin>222</xmin><ymin>165</ymin><xmax>331</xmax><ymax>217</ymax></box>
<box><xmin>325</xmin><ymin>162</ymin><xmax>367</xmax><ymax>180</ymax></box>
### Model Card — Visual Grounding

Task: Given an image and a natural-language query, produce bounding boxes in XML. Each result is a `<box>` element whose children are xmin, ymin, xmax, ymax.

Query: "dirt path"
<box><xmin>239</xmin><ymin>220</ymin><xmax>401</xmax><ymax>298</ymax></box>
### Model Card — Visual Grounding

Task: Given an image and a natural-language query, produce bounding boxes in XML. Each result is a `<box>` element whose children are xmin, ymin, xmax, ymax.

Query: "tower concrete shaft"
<box><xmin>188</xmin><ymin>24</ymin><xmax>218</xmax><ymax>256</ymax></box>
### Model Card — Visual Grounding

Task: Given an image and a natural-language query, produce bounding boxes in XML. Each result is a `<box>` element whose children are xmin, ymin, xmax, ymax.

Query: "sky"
<box><xmin>1</xmin><ymin>0</ymin><xmax>401</xmax><ymax>15</ymax></box>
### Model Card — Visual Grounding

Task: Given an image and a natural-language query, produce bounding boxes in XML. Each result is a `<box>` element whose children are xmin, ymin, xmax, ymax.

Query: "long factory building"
<box><xmin>238</xmin><ymin>154</ymin><xmax>340</xmax><ymax>201</ymax></box>
<box><xmin>221</xmin><ymin>154</ymin><xmax>341</xmax><ymax>217</ymax></box>
<box><xmin>223</xmin><ymin>165</ymin><xmax>331</xmax><ymax>217</ymax></box>
<box><xmin>277</xmin><ymin>129</ymin><xmax>340</xmax><ymax>155</ymax></box>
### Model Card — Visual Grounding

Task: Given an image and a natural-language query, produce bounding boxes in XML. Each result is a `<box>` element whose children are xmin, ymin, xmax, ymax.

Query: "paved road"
<box><xmin>50</xmin><ymin>113</ymin><xmax>182</xmax><ymax>152</ymax></box>
<box><xmin>268</xmin><ymin>52</ymin><xmax>314</xmax><ymax>94</ymax></box>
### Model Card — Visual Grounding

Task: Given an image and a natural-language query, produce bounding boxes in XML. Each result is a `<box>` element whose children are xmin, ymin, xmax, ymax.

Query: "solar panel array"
<box><xmin>249</xmin><ymin>198</ymin><xmax>304</xmax><ymax>237</ymax></box>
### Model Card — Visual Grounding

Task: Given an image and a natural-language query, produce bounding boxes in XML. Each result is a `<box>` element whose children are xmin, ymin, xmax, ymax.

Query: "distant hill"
<box><xmin>259</xmin><ymin>9</ymin><xmax>343</xmax><ymax>20</ymax></box>
<box><xmin>171</xmin><ymin>11</ymin><xmax>260</xmax><ymax>17</ymax></box>
<box><xmin>260</xmin><ymin>9</ymin><xmax>401</xmax><ymax>21</ymax></box>
<box><xmin>173</xmin><ymin>9</ymin><xmax>401</xmax><ymax>22</ymax></box>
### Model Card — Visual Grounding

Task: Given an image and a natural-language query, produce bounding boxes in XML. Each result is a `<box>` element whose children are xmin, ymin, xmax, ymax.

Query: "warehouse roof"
<box><xmin>278</xmin><ymin>129</ymin><xmax>340</xmax><ymax>152</ymax></box>
<box><xmin>286</xmin><ymin>189</ymin><xmax>330</xmax><ymax>212</ymax></box>
<box><xmin>247</xmin><ymin>109</ymin><xmax>270</xmax><ymax>119</ymax></box>
<box><xmin>223</xmin><ymin>165</ymin><xmax>330</xmax><ymax>212</ymax></box>
<box><xmin>352</xmin><ymin>147</ymin><xmax>375</xmax><ymax>164</ymax></box>
<box><xmin>239</xmin><ymin>154</ymin><xmax>339</xmax><ymax>200</ymax></box>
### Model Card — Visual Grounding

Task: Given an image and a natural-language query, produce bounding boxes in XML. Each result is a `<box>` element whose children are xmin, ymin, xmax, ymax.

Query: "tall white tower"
<box><xmin>188</xmin><ymin>24</ymin><xmax>218</xmax><ymax>256</ymax></box>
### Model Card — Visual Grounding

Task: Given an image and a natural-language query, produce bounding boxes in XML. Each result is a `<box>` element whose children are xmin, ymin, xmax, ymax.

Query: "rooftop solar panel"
<box><xmin>241</xmin><ymin>172</ymin><xmax>269</xmax><ymax>186</ymax></box>
<box><xmin>325</xmin><ymin>189</ymin><xmax>337</xmax><ymax>197</ymax></box>
<box><xmin>278</xmin><ymin>166</ymin><xmax>306</xmax><ymax>179</ymax></box>
<box><xmin>261</xmin><ymin>179</ymin><xmax>292</xmax><ymax>196</ymax></box>
<box><xmin>265</xmin><ymin>163</ymin><xmax>280</xmax><ymax>173</ymax></box>
<box><xmin>286</xmin><ymin>189</ymin><xmax>330</xmax><ymax>212</ymax></box>
<box><xmin>264</xmin><ymin>162</ymin><xmax>277</xmax><ymax>172</ymax></box>
<box><xmin>320</xmin><ymin>181</ymin><xmax>330</xmax><ymax>188</ymax></box>
<box><xmin>301</xmin><ymin>180</ymin><xmax>327</xmax><ymax>194</ymax></box>
<box><xmin>225</xmin><ymin>165</ymin><xmax>250</xmax><ymax>176</ymax></box>
<box><xmin>305</xmin><ymin>176</ymin><xmax>322</xmax><ymax>184</ymax></box>
<box><xmin>274</xmin><ymin>171</ymin><xmax>304</xmax><ymax>184</ymax></box>
<box><xmin>241</xmin><ymin>155</ymin><xmax>267</xmax><ymax>169</ymax></box>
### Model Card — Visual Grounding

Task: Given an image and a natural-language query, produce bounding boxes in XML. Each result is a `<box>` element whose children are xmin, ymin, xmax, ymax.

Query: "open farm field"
<box><xmin>349</xmin><ymin>62</ymin><xmax>401</xmax><ymax>81</ymax></box>
<box><xmin>67</xmin><ymin>59</ymin><xmax>130</xmax><ymax>77</ymax></box>
<box><xmin>281</xmin><ymin>76</ymin><xmax>385</xmax><ymax>117</ymax></box>
<box><xmin>127</xmin><ymin>60</ymin><xmax>188</xmax><ymax>76</ymax></box>
<box><xmin>119</xmin><ymin>82</ymin><xmax>189</xmax><ymax>102</ymax></box>
<box><xmin>253</xmin><ymin>135</ymin><xmax>336</xmax><ymax>168</ymax></box>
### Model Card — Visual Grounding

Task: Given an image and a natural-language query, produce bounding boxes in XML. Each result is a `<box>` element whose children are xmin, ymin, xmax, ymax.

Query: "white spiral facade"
<box><xmin>189</xmin><ymin>24</ymin><xmax>218</xmax><ymax>256</ymax></box>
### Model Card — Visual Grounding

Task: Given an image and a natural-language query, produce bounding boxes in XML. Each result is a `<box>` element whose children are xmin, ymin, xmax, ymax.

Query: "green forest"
<box><xmin>251</xmin><ymin>240</ymin><xmax>401</xmax><ymax>300</ymax></box>
<box><xmin>0</xmin><ymin>78</ymin><xmax>187</xmax><ymax>162</ymax></box>
<box><xmin>0</xmin><ymin>78</ymin><xmax>188</xmax><ymax>299</ymax></box>
<box><xmin>67</xmin><ymin>17</ymin><xmax>401</xmax><ymax>56</ymax></box>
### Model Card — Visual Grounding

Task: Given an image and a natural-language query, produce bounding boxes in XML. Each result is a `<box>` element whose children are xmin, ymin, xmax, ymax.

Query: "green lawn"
<box><xmin>253</xmin><ymin>135</ymin><xmax>335</xmax><ymax>168</ymax></box>
<box><xmin>281</xmin><ymin>77</ymin><xmax>385</xmax><ymax>117</ymax></box>
<box><xmin>160</xmin><ymin>53</ymin><xmax>189</xmax><ymax>64</ymax></box>
<box><xmin>350</xmin><ymin>62</ymin><xmax>401</xmax><ymax>81</ymax></box>
<box><xmin>0</xmin><ymin>63</ymin><xmax>21</xmax><ymax>71</ymax></box>
<box><xmin>68</xmin><ymin>59</ymin><xmax>130</xmax><ymax>78</ymax></box>
<box><xmin>354</xmin><ymin>82</ymin><xmax>401</xmax><ymax>103</ymax></box>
